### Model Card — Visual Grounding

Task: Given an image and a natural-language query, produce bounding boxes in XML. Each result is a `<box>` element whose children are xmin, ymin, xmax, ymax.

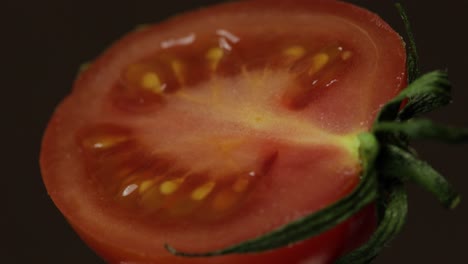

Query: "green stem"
<box><xmin>396</xmin><ymin>2</ymin><xmax>420</xmax><ymax>82</ymax></box>
<box><xmin>380</xmin><ymin>145</ymin><xmax>460</xmax><ymax>209</ymax></box>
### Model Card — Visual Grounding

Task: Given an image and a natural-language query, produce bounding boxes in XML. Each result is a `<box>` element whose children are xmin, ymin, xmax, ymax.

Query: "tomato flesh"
<box><xmin>40</xmin><ymin>0</ymin><xmax>406</xmax><ymax>263</ymax></box>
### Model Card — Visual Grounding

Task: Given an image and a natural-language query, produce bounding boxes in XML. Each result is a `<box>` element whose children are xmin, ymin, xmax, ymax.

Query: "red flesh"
<box><xmin>40</xmin><ymin>0</ymin><xmax>406</xmax><ymax>263</ymax></box>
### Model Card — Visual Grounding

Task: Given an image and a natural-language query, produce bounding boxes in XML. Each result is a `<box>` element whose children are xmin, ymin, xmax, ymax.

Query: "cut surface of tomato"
<box><xmin>40</xmin><ymin>0</ymin><xmax>406</xmax><ymax>263</ymax></box>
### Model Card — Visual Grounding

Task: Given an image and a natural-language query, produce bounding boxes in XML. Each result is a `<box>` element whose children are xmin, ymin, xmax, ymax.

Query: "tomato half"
<box><xmin>40</xmin><ymin>0</ymin><xmax>406</xmax><ymax>263</ymax></box>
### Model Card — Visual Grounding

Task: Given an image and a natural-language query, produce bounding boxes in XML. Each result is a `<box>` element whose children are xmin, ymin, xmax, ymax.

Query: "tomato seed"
<box><xmin>140</xmin><ymin>72</ymin><xmax>166</xmax><ymax>94</ymax></box>
<box><xmin>160</xmin><ymin>179</ymin><xmax>183</xmax><ymax>195</ymax></box>
<box><xmin>191</xmin><ymin>181</ymin><xmax>216</xmax><ymax>201</ymax></box>
<box><xmin>283</xmin><ymin>46</ymin><xmax>306</xmax><ymax>59</ymax></box>
<box><xmin>138</xmin><ymin>180</ymin><xmax>154</xmax><ymax>194</ymax></box>
<box><xmin>206</xmin><ymin>47</ymin><xmax>224</xmax><ymax>71</ymax></box>
<box><xmin>170</xmin><ymin>60</ymin><xmax>185</xmax><ymax>84</ymax></box>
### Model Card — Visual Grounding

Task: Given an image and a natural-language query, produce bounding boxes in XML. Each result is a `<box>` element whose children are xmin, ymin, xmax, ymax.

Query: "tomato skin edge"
<box><xmin>70</xmin><ymin>205</ymin><xmax>377</xmax><ymax>264</ymax></box>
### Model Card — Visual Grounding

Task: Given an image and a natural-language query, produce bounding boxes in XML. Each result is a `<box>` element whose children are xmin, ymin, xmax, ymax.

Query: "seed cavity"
<box><xmin>112</xmin><ymin>61</ymin><xmax>183</xmax><ymax>111</ymax></box>
<box><xmin>282</xmin><ymin>43</ymin><xmax>352</xmax><ymax>109</ymax></box>
<box><xmin>191</xmin><ymin>181</ymin><xmax>216</xmax><ymax>201</ymax></box>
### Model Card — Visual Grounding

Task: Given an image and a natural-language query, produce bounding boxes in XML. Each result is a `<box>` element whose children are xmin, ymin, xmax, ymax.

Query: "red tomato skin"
<box><xmin>40</xmin><ymin>0</ymin><xmax>407</xmax><ymax>263</ymax></box>
<box><xmin>73</xmin><ymin>206</ymin><xmax>376</xmax><ymax>264</ymax></box>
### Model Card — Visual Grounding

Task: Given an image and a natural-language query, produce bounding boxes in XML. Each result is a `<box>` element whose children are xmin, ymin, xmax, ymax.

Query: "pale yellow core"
<box><xmin>139</xmin><ymin>180</ymin><xmax>154</xmax><ymax>194</ymax></box>
<box><xmin>309</xmin><ymin>53</ymin><xmax>330</xmax><ymax>75</ymax></box>
<box><xmin>283</xmin><ymin>46</ymin><xmax>306</xmax><ymax>58</ymax></box>
<box><xmin>141</xmin><ymin>72</ymin><xmax>164</xmax><ymax>93</ymax></box>
<box><xmin>160</xmin><ymin>179</ymin><xmax>183</xmax><ymax>195</ymax></box>
<box><xmin>191</xmin><ymin>181</ymin><xmax>216</xmax><ymax>201</ymax></box>
<box><xmin>232</xmin><ymin>178</ymin><xmax>249</xmax><ymax>193</ymax></box>
<box><xmin>83</xmin><ymin>135</ymin><xmax>127</xmax><ymax>150</ymax></box>
<box><xmin>206</xmin><ymin>47</ymin><xmax>224</xmax><ymax>70</ymax></box>
<box><xmin>341</xmin><ymin>51</ymin><xmax>353</xmax><ymax>61</ymax></box>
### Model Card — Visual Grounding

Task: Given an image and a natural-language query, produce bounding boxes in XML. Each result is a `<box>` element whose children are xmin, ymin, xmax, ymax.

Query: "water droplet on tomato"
<box><xmin>122</xmin><ymin>184</ymin><xmax>138</xmax><ymax>197</ymax></box>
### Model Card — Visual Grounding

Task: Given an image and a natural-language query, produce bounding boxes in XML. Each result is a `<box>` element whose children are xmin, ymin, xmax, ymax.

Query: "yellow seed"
<box><xmin>170</xmin><ymin>60</ymin><xmax>184</xmax><ymax>83</ymax></box>
<box><xmin>341</xmin><ymin>51</ymin><xmax>353</xmax><ymax>61</ymax></box>
<box><xmin>233</xmin><ymin>178</ymin><xmax>249</xmax><ymax>193</ymax></box>
<box><xmin>309</xmin><ymin>53</ymin><xmax>329</xmax><ymax>75</ymax></box>
<box><xmin>206</xmin><ymin>47</ymin><xmax>224</xmax><ymax>70</ymax></box>
<box><xmin>141</xmin><ymin>72</ymin><xmax>165</xmax><ymax>93</ymax></box>
<box><xmin>139</xmin><ymin>180</ymin><xmax>154</xmax><ymax>194</ymax></box>
<box><xmin>283</xmin><ymin>46</ymin><xmax>306</xmax><ymax>58</ymax></box>
<box><xmin>206</xmin><ymin>47</ymin><xmax>224</xmax><ymax>61</ymax></box>
<box><xmin>191</xmin><ymin>181</ymin><xmax>216</xmax><ymax>201</ymax></box>
<box><xmin>82</xmin><ymin>135</ymin><xmax>127</xmax><ymax>150</ymax></box>
<box><xmin>160</xmin><ymin>179</ymin><xmax>182</xmax><ymax>195</ymax></box>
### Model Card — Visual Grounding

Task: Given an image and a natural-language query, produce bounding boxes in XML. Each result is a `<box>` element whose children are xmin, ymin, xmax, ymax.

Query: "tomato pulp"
<box><xmin>40</xmin><ymin>0</ymin><xmax>406</xmax><ymax>263</ymax></box>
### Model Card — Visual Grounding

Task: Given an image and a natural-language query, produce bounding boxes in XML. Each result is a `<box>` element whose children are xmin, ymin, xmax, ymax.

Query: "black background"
<box><xmin>4</xmin><ymin>0</ymin><xmax>467</xmax><ymax>263</ymax></box>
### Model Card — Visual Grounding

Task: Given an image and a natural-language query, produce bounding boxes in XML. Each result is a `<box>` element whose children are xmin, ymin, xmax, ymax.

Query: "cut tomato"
<box><xmin>40</xmin><ymin>0</ymin><xmax>406</xmax><ymax>263</ymax></box>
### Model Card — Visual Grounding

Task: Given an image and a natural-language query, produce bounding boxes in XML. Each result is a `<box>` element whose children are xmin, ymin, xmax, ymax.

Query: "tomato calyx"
<box><xmin>165</xmin><ymin>4</ymin><xmax>467</xmax><ymax>263</ymax></box>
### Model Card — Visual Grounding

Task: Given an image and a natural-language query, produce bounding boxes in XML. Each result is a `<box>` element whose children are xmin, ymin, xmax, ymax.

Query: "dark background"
<box><xmin>4</xmin><ymin>0</ymin><xmax>467</xmax><ymax>263</ymax></box>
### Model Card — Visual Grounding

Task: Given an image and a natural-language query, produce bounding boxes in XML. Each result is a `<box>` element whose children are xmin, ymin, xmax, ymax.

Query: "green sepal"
<box><xmin>374</xmin><ymin>119</ymin><xmax>468</xmax><ymax>143</ymax></box>
<box><xmin>376</xmin><ymin>71</ymin><xmax>451</xmax><ymax>122</ymax></box>
<box><xmin>336</xmin><ymin>183</ymin><xmax>408</xmax><ymax>264</ymax></box>
<box><xmin>380</xmin><ymin>145</ymin><xmax>460</xmax><ymax>209</ymax></box>
<box><xmin>396</xmin><ymin>3</ymin><xmax>420</xmax><ymax>83</ymax></box>
<box><xmin>398</xmin><ymin>72</ymin><xmax>452</xmax><ymax>120</ymax></box>
<box><xmin>165</xmin><ymin>133</ymin><xmax>380</xmax><ymax>257</ymax></box>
